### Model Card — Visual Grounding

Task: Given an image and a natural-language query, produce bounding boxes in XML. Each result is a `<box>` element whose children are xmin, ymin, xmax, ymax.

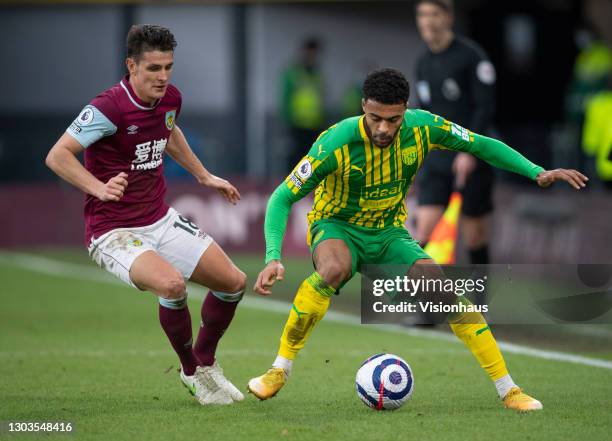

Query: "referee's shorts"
<box><xmin>416</xmin><ymin>151</ymin><xmax>494</xmax><ymax>217</ymax></box>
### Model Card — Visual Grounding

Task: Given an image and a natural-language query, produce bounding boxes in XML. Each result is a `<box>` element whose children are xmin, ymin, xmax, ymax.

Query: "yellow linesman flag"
<box><xmin>424</xmin><ymin>192</ymin><xmax>462</xmax><ymax>264</ymax></box>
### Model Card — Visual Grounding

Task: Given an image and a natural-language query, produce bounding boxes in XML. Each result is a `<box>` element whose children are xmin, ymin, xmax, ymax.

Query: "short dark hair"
<box><xmin>416</xmin><ymin>0</ymin><xmax>454</xmax><ymax>13</ymax></box>
<box><xmin>126</xmin><ymin>24</ymin><xmax>177</xmax><ymax>61</ymax></box>
<box><xmin>362</xmin><ymin>68</ymin><xmax>410</xmax><ymax>105</ymax></box>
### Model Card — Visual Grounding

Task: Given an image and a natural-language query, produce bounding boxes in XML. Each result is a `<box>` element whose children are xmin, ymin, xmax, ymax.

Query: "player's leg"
<box><xmin>158</xmin><ymin>209</ymin><xmax>246</xmax><ymax>403</ymax></box>
<box><xmin>411</xmin><ymin>258</ymin><xmax>542</xmax><ymax>411</ymax></box>
<box><xmin>88</xmin><ymin>228</ymin><xmax>201</xmax><ymax>381</ymax></box>
<box><xmin>189</xmin><ymin>242</ymin><xmax>246</xmax><ymax>367</ymax></box>
<box><xmin>248</xmin><ymin>221</ymin><xmax>357</xmax><ymax>400</ymax></box>
<box><xmin>380</xmin><ymin>231</ymin><xmax>541</xmax><ymax>411</ymax></box>
<box><xmin>274</xmin><ymin>238</ymin><xmax>352</xmax><ymax>366</ymax></box>
<box><xmin>129</xmin><ymin>250</ymin><xmax>201</xmax><ymax>379</ymax></box>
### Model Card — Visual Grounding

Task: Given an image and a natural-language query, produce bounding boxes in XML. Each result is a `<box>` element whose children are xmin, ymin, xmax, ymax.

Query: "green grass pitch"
<box><xmin>0</xmin><ymin>250</ymin><xmax>611</xmax><ymax>441</ymax></box>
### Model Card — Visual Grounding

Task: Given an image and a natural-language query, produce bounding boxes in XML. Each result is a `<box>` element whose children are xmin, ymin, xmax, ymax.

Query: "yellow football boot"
<box><xmin>503</xmin><ymin>387</ymin><xmax>543</xmax><ymax>412</ymax></box>
<box><xmin>247</xmin><ymin>368</ymin><xmax>287</xmax><ymax>400</ymax></box>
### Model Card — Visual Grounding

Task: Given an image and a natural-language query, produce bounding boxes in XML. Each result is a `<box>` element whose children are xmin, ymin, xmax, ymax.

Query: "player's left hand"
<box><xmin>452</xmin><ymin>153</ymin><xmax>476</xmax><ymax>189</ymax></box>
<box><xmin>254</xmin><ymin>260</ymin><xmax>285</xmax><ymax>296</ymax></box>
<box><xmin>202</xmin><ymin>175</ymin><xmax>241</xmax><ymax>204</ymax></box>
<box><xmin>536</xmin><ymin>169</ymin><xmax>588</xmax><ymax>190</ymax></box>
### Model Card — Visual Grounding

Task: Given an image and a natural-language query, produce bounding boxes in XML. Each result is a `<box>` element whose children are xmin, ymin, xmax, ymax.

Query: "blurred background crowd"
<box><xmin>0</xmin><ymin>0</ymin><xmax>611</xmax><ymax>263</ymax></box>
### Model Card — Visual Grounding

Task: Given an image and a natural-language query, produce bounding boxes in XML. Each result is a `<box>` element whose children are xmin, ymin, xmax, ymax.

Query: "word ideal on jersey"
<box><xmin>131</xmin><ymin>138</ymin><xmax>167</xmax><ymax>171</ymax></box>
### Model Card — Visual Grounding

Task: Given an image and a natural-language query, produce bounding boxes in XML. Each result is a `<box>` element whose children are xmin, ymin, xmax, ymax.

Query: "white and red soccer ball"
<box><xmin>356</xmin><ymin>353</ymin><xmax>414</xmax><ymax>410</ymax></box>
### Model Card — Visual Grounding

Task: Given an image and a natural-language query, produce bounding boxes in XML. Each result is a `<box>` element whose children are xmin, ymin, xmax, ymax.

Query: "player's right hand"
<box><xmin>254</xmin><ymin>260</ymin><xmax>285</xmax><ymax>296</ymax></box>
<box><xmin>98</xmin><ymin>172</ymin><xmax>128</xmax><ymax>202</ymax></box>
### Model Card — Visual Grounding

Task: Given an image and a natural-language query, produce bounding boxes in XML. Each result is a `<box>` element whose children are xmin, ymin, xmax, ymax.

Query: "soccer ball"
<box><xmin>355</xmin><ymin>353</ymin><xmax>414</xmax><ymax>410</ymax></box>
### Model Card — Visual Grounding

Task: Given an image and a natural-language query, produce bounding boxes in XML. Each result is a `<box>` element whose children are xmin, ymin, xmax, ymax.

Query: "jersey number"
<box><xmin>173</xmin><ymin>215</ymin><xmax>199</xmax><ymax>236</ymax></box>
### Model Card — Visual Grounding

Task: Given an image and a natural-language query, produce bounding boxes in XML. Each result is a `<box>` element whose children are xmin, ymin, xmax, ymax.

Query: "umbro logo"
<box><xmin>127</xmin><ymin>125</ymin><xmax>139</xmax><ymax>135</ymax></box>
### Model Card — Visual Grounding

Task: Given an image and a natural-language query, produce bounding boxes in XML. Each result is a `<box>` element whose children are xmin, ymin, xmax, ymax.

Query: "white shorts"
<box><xmin>88</xmin><ymin>207</ymin><xmax>213</xmax><ymax>288</ymax></box>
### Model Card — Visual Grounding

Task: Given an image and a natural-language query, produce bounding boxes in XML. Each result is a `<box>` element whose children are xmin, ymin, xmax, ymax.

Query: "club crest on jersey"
<box><xmin>165</xmin><ymin>110</ymin><xmax>176</xmax><ymax>130</ymax></box>
<box><xmin>401</xmin><ymin>147</ymin><xmax>418</xmax><ymax>166</ymax></box>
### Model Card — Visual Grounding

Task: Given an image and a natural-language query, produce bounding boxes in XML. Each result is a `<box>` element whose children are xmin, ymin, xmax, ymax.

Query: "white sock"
<box><xmin>495</xmin><ymin>374</ymin><xmax>517</xmax><ymax>399</ymax></box>
<box><xmin>272</xmin><ymin>355</ymin><xmax>293</xmax><ymax>376</ymax></box>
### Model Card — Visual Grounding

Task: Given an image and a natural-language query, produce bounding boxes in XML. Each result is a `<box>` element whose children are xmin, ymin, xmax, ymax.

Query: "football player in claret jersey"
<box><xmin>46</xmin><ymin>25</ymin><xmax>245</xmax><ymax>405</ymax></box>
<box><xmin>247</xmin><ymin>68</ymin><xmax>588</xmax><ymax>411</ymax></box>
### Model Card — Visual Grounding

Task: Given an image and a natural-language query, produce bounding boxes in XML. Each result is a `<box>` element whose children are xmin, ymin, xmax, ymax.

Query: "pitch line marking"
<box><xmin>1</xmin><ymin>252</ymin><xmax>611</xmax><ymax>371</ymax></box>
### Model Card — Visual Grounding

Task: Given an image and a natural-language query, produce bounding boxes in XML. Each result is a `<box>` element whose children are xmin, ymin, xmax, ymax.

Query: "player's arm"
<box><xmin>428</xmin><ymin>120</ymin><xmax>588</xmax><ymax>189</ymax></box>
<box><xmin>254</xmin><ymin>146</ymin><xmax>338</xmax><ymax>296</ymax></box>
<box><xmin>45</xmin><ymin>104</ymin><xmax>127</xmax><ymax>201</ymax></box>
<box><xmin>166</xmin><ymin>125</ymin><xmax>240</xmax><ymax>204</ymax></box>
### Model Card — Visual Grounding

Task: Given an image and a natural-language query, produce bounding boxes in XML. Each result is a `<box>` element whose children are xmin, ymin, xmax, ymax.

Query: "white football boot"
<box><xmin>180</xmin><ymin>367</ymin><xmax>232</xmax><ymax>405</ymax></box>
<box><xmin>210</xmin><ymin>361</ymin><xmax>244</xmax><ymax>402</ymax></box>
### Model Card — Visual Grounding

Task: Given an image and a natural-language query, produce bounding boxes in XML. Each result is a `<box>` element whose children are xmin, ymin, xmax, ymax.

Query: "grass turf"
<box><xmin>0</xmin><ymin>250</ymin><xmax>611</xmax><ymax>441</ymax></box>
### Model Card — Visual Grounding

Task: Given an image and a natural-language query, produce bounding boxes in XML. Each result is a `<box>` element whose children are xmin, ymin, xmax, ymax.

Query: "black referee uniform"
<box><xmin>415</xmin><ymin>35</ymin><xmax>496</xmax><ymax>217</ymax></box>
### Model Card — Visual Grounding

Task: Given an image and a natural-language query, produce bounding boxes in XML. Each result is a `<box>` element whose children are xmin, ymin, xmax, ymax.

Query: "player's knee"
<box><xmin>210</xmin><ymin>270</ymin><xmax>245</xmax><ymax>303</ymax></box>
<box><xmin>230</xmin><ymin>269</ymin><xmax>247</xmax><ymax>293</ymax></box>
<box><xmin>161</xmin><ymin>273</ymin><xmax>187</xmax><ymax>299</ymax></box>
<box><xmin>319</xmin><ymin>262</ymin><xmax>351</xmax><ymax>288</ymax></box>
<box><xmin>218</xmin><ymin>268</ymin><xmax>246</xmax><ymax>294</ymax></box>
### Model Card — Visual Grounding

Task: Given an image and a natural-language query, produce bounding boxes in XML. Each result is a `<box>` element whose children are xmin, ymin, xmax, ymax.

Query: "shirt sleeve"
<box><xmin>264</xmin><ymin>126</ymin><xmax>341</xmax><ymax>263</ymax></box>
<box><xmin>66</xmin><ymin>95</ymin><xmax>120</xmax><ymax>148</ymax></box>
<box><xmin>427</xmin><ymin>117</ymin><xmax>544</xmax><ymax>180</ymax></box>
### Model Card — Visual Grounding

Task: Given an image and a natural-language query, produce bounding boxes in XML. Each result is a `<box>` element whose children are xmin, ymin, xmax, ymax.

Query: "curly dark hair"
<box><xmin>126</xmin><ymin>24</ymin><xmax>177</xmax><ymax>61</ymax></box>
<box><xmin>362</xmin><ymin>68</ymin><xmax>410</xmax><ymax>105</ymax></box>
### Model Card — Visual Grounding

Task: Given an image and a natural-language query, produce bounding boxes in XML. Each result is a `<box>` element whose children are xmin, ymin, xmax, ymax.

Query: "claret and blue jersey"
<box><xmin>65</xmin><ymin>75</ymin><xmax>182</xmax><ymax>243</ymax></box>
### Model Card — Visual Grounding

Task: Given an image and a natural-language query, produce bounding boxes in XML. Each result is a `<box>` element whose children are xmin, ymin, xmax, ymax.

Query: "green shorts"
<box><xmin>308</xmin><ymin>219</ymin><xmax>430</xmax><ymax>285</ymax></box>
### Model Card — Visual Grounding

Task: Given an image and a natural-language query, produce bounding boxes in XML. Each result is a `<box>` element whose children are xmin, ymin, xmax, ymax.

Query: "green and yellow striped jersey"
<box><xmin>287</xmin><ymin>109</ymin><xmax>501</xmax><ymax>228</ymax></box>
<box><xmin>265</xmin><ymin>109</ymin><xmax>543</xmax><ymax>262</ymax></box>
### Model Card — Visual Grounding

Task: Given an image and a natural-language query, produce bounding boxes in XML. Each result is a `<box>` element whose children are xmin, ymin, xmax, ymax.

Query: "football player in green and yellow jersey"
<box><xmin>248</xmin><ymin>68</ymin><xmax>588</xmax><ymax>411</ymax></box>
